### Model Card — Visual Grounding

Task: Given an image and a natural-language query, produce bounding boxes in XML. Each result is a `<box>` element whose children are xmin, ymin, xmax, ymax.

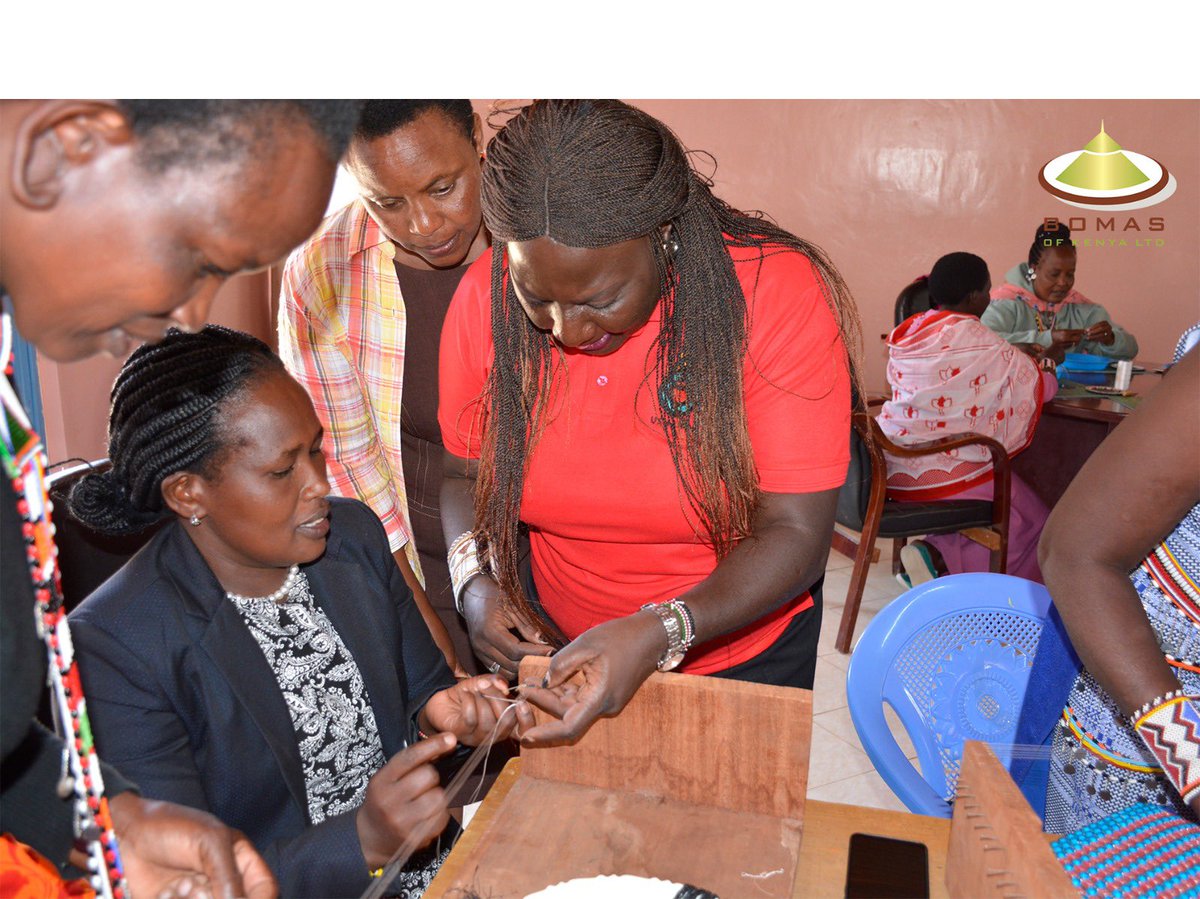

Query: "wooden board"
<box><xmin>519</xmin><ymin>656</ymin><xmax>812</xmax><ymax>820</ymax></box>
<box><xmin>946</xmin><ymin>741</ymin><xmax>1077</xmax><ymax>898</ymax></box>
<box><xmin>427</xmin><ymin>761</ymin><xmax>955</xmax><ymax>899</ymax></box>
<box><xmin>440</xmin><ymin>776</ymin><xmax>802</xmax><ymax>897</ymax></box>
<box><xmin>427</xmin><ymin>656</ymin><xmax>812</xmax><ymax>897</ymax></box>
<box><xmin>794</xmin><ymin>800</ymin><xmax>952</xmax><ymax>899</ymax></box>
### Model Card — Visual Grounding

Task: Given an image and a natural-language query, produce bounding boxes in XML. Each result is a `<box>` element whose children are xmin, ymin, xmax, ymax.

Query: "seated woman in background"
<box><xmin>982</xmin><ymin>222</ymin><xmax>1137</xmax><ymax>360</ymax></box>
<box><xmin>67</xmin><ymin>326</ymin><xmax>529</xmax><ymax>897</ymax></box>
<box><xmin>879</xmin><ymin>252</ymin><xmax>1057</xmax><ymax>586</ymax></box>
<box><xmin>1035</xmin><ymin>334</ymin><xmax>1198</xmax><ymax>832</ymax></box>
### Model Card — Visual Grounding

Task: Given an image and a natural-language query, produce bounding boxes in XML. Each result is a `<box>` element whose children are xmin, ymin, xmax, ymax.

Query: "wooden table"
<box><xmin>1010</xmin><ymin>366</ymin><xmax>1163</xmax><ymax>508</ymax></box>
<box><xmin>426</xmin><ymin>758</ymin><xmax>953</xmax><ymax>898</ymax></box>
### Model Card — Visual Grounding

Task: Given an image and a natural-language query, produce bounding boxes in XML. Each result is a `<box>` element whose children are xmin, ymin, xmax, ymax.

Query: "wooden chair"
<box><xmin>832</xmin><ymin>412</ymin><xmax>1011</xmax><ymax>653</ymax></box>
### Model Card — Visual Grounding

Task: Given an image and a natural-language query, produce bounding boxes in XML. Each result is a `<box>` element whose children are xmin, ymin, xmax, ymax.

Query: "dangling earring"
<box><xmin>189</xmin><ymin>514</ymin><xmax>202</xmax><ymax>527</ymax></box>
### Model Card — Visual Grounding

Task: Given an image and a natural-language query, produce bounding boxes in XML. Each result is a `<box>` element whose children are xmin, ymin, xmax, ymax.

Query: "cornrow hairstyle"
<box><xmin>68</xmin><ymin>326</ymin><xmax>284</xmax><ymax>536</ymax></box>
<box><xmin>1029</xmin><ymin>221</ymin><xmax>1075</xmax><ymax>269</ymax></box>
<box><xmin>116</xmin><ymin>100</ymin><xmax>363</xmax><ymax>173</ymax></box>
<box><xmin>927</xmin><ymin>252</ymin><xmax>989</xmax><ymax>310</ymax></box>
<box><xmin>473</xmin><ymin>99</ymin><xmax>864</xmax><ymax>628</ymax></box>
<box><xmin>355</xmin><ymin>100</ymin><xmax>475</xmax><ymax>143</ymax></box>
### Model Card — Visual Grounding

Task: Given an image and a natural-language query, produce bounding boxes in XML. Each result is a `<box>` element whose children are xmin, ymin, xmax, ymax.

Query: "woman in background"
<box><xmin>880</xmin><ymin>252</ymin><xmax>1057</xmax><ymax>585</ymax></box>
<box><xmin>69</xmin><ymin>326</ymin><xmax>527</xmax><ymax>896</ymax></box>
<box><xmin>982</xmin><ymin>222</ymin><xmax>1137</xmax><ymax>360</ymax></box>
<box><xmin>280</xmin><ymin>99</ymin><xmax>492</xmax><ymax>676</ymax></box>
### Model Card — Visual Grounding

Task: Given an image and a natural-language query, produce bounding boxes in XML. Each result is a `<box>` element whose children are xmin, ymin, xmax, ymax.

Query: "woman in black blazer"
<box><xmin>68</xmin><ymin>326</ymin><xmax>530</xmax><ymax>898</ymax></box>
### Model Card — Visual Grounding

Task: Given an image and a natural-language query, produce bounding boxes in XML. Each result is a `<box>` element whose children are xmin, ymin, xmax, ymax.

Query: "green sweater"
<box><xmin>981</xmin><ymin>263</ymin><xmax>1138</xmax><ymax>359</ymax></box>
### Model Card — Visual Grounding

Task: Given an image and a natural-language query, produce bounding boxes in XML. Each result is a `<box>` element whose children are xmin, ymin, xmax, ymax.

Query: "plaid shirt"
<box><xmin>278</xmin><ymin>200</ymin><xmax>420</xmax><ymax>574</ymax></box>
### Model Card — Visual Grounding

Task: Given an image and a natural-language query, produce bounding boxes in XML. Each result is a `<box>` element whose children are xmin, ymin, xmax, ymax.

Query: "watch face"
<box><xmin>658</xmin><ymin>652</ymin><xmax>684</xmax><ymax>672</ymax></box>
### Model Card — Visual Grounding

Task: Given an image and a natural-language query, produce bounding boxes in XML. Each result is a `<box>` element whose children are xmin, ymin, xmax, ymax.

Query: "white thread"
<box><xmin>360</xmin><ymin>691</ymin><xmax>521</xmax><ymax>899</ymax></box>
<box><xmin>741</xmin><ymin>868</ymin><xmax>784</xmax><ymax>880</ymax></box>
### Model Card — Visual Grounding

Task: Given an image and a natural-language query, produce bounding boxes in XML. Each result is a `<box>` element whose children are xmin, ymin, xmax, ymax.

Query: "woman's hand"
<box><xmin>1050</xmin><ymin>328</ymin><xmax>1085</xmax><ymax>352</ymax></box>
<box><xmin>109</xmin><ymin>793</ymin><xmax>277</xmax><ymax>899</ymax></box>
<box><xmin>355</xmin><ymin>734</ymin><xmax>458</xmax><ymax>871</ymax></box>
<box><xmin>1018</xmin><ymin>342</ymin><xmax>1065</xmax><ymax>366</ymax></box>
<box><xmin>517</xmin><ymin>611</ymin><xmax>665</xmax><ymax>746</ymax></box>
<box><xmin>461</xmin><ymin>575</ymin><xmax>553</xmax><ymax>679</ymax></box>
<box><xmin>420</xmin><ymin>674</ymin><xmax>534</xmax><ymax>745</ymax></box>
<box><xmin>1084</xmin><ymin>320</ymin><xmax>1116</xmax><ymax>345</ymax></box>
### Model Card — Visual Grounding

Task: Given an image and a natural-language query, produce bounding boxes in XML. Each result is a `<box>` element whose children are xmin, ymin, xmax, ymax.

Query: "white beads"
<box><xmin>226</xmin><ymin>565</ymin><xmax>301</xmax><ymax>604</ymax></box>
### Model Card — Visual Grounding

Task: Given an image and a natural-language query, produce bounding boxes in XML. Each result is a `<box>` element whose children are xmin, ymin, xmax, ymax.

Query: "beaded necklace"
<box><xmin>1</xmin><ymin>312</ymin><xmax>126</xmax><ymax>898</ymax></box>
<box><xmin>1025</xmin><ymin>266</ymin><xmax>1056</xmax><ymax>334</ymax></box>
<box><xmin>1032</xmin><ymin>305</ymin><xmax>1056</xmax><ymax>334</ymax></box>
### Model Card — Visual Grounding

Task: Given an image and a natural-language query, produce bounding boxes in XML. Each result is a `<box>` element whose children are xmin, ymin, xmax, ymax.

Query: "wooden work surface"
<box><xmin>424</xmin><ymin>657</ymin><xmax>813</xmax><ymax>898</ymax></box>
<box><xmin>426</xmin><ymin>759</ymin><xmax>953</xmax><ymax>898</ymax></box>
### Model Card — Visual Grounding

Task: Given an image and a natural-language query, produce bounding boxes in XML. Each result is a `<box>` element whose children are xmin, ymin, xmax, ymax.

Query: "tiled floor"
<box><xmin>806</xmin><ymin>535</ymin><xmax>917</xmax><ymax>813</ymax></box>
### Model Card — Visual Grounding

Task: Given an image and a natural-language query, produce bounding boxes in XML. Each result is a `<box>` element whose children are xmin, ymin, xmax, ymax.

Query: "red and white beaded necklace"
<box><xmin>1</xmin><ymin>313</ymin><xmax>127</xmax><ymax>899</ymax></box>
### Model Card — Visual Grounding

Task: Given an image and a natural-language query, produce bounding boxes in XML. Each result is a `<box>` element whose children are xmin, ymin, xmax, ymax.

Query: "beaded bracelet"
<box><xmin>1130</xmin><ymin>688</ymin><xmax>1189</xmax><ymax>724</ymax></box>
<box><xmin>447</xmin><ymin>531</ymin><xmax>485</xmax><ymax>615</ymax></box>
<box><xmin>1132</xmin><ymin>693</ymin><xmax>1200</xmax><ymax>805</ymax></box>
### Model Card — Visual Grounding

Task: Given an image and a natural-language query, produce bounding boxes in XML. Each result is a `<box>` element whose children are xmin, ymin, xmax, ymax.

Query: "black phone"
<box><xmin>844</xmin><ymin>832</ymin><xmax>930</xmax><ymax>899</ymax></box>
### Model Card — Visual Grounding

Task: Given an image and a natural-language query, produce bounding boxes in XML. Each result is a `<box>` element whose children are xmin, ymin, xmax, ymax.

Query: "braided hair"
<box><xmin>473</xmin><ymin>99</ymin><xmax>863</xmax><ymax>622</ymax></box>
<box><xmin>69</xmin><ymin>326</ymin><xmax>284</xmax><ymax>535</ymax></box>
<box><xmin>1028</xmin><ymin>222</ymin><xmax>1075</xmax><ymax>269</ymax></box>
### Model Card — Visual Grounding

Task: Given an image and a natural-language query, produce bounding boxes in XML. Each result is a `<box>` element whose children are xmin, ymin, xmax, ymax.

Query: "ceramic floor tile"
<box><xmin>812</xmin><ymin>656</ymin><xmax>848</xmax><ymax>715</ymax></box>
<box><xmin>816</xmin><ymin>604</ymin><xmax>850</xmax><ymax>657</ymax></box>
<box><xmin>824</xmin><ymin>550</ymin><xmax>856</xmax><ymax>572</ymax></box>
<box><xmin>806</xmin><ymin>767</ymin><xmax>911</xmax><ymax>813</ymax></box>
<box><xmin>820</xmin><ymin>569</ymin><xmax>852</xmax><ymax>611</ymax></box>
<box><xmin>821</xmin><ymin>648</ymin><xmax>851</xmax><ymax>672</ymax></box>
<box><xmin>840</xmin><ymin>603</ymin><xmax>880</xmax><ymax>651</ymax></box>
<box><xmin>806</xmin><ymin>719</ymin><xmax>877</xmax><ymax>789</ymax></box>
<box><xmin>813</xmin><ymin>705</ymin><xmax>864</xmax><ymax>750</ymax></box>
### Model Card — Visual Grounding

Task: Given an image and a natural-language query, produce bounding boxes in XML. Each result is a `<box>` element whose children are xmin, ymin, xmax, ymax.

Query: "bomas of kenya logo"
<box><xmin>1039</xmin><ymin>122</ymin><xmax>1176</xmax><ymax>211</ymax></box>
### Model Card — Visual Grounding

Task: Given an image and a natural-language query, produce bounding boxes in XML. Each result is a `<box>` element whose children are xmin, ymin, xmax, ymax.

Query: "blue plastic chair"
<box><xmin>845</xmin><ymin>573</ymin><xmax>1052</xmax><ymax>818</ymax></box>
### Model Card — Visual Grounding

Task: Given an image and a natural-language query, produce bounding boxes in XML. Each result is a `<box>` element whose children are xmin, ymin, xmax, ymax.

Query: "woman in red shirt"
<box><xmin>438</xmin><ymin>100</ymin><xmax>861</xmax><ymax>743</ymax></box>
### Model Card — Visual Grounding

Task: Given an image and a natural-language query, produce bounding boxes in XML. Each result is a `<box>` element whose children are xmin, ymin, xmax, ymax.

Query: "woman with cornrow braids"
<box><xmin>438</xmin><ymin>100</ymin><xmax>863</xmax><ymax>744</ymax></box>
<box><xmin>66</xmin><ymin>326</ymin><xmax>533</xmax><ymax>897</ymax></box>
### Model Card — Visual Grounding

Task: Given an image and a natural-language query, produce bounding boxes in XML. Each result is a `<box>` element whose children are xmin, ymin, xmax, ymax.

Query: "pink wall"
<box><xmin>41</xmin><ymin>100</ymin><xmax>1200</xmax><ymax>462</ymax></box>
<box><xmin>623</xmin><ymin>100</ymin><xmax>1199</xmax><ymax>387</ymax></box>
<box><xmin>38</xmin><ymin>272</ymin><xmax>274</xmax><ymax>463</ymax></box>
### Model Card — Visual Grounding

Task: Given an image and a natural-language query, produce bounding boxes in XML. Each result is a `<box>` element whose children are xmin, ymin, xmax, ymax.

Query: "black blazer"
<box><xmin>69</xmin><ymin>497</ymin><xmax>455</xmax><ymax>898</ymax></box>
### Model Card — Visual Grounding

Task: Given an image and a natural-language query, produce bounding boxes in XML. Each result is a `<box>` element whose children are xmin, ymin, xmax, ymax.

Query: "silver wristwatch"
<box><xmin>640</xmin><ymin>599</ymin><xmax>696</xmax><ymax>671</ymax></box>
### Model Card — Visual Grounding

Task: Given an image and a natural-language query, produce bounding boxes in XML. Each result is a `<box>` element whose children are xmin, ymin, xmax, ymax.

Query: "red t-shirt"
<box><xmin>438</xmin><ymin>244</ymin><xmax>850</xmax><ymax>674</ymax></box>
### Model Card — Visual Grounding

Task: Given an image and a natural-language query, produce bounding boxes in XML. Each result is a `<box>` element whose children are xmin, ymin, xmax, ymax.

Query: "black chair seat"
<box><xmin>877</xmin><ymin>499</ymin><xmax>994</xmax><ymax>538</ymax></box>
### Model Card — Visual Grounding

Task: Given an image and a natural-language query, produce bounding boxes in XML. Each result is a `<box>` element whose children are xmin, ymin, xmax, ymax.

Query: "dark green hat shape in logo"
<box><xmin>1056</xmin><ymin>122</ymin><xmax>1150</xmax><ymax>191</ymax></box>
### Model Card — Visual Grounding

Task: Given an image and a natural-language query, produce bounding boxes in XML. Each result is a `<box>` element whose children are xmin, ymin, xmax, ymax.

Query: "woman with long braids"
<box><xmin>67</xmin><ymin>326</ymin><xmax>531</xmax><ymax>897</ymax></box>
<box><xmin>438</xmin><ymin>100</ymin><xmax>861</xmax><ymax>743</ymax></box>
